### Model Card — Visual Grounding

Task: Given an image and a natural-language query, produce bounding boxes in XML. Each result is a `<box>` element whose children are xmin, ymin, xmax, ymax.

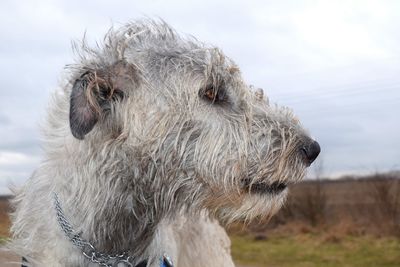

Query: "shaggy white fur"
<box><xmin>9</xmin><ymin>20</ymin><xmax>318</xmax><ymax>266</ymax></box>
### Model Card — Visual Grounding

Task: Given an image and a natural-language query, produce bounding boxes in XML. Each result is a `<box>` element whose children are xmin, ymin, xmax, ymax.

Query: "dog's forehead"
<box><xmin>120</xmin><ymin>23</ymin><xmax>239</xmax><ymax>77</ymax></box>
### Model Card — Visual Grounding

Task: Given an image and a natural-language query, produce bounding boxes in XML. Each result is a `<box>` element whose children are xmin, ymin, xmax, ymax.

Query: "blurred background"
<box><xmin>0</xmin><ymin>1</ymin><xmax>399</xmax><ymax>266</ymax></box>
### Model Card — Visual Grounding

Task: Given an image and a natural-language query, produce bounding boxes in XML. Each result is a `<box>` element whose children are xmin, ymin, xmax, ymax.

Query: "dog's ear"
<box><xmin>69</xmin><ymin>60</ymin><xmax>135</xmax><ymax>140</ymax></box>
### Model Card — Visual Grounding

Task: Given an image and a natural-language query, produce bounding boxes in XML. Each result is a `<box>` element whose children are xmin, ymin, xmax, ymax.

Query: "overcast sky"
<box><xmin>0</xmin><ymin>0</ymin><xmax>399</xmax><ymax>194</ymax></box>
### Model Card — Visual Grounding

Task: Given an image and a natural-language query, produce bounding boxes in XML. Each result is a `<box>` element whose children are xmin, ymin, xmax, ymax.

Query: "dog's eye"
<box><xmin>204</xmin><ymin>87</ymin><xmax>216</xmax><ymax>100</ymax></box>
<box><xmin>201</xmin><ymin>85</ymin><xmax>226</xmax><ymax>103</ymax></box>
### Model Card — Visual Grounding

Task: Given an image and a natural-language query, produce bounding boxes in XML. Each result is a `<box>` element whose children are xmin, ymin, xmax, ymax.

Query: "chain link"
<box><xmin>53</xmin><ymin>193</ymin><xmax>133</xmax><ymax>267</ymax></box>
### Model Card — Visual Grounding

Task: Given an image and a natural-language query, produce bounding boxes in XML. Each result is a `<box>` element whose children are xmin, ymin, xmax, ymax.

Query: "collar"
<box><xmin>53</xmin><ymin>193</ymin><xmax>174</xmax><ymax>267</ymax></box>
<box><xmin>22</xmin><ymin>257</ymin><xmax>172</xmax><ymax>267</ymax></box>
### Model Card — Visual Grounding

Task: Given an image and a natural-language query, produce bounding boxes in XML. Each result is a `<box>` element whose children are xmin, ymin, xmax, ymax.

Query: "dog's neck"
<box><xmin>55</xmin><ymin>140</ymin><xmax>202</xmax><ymax>262</ymax></box>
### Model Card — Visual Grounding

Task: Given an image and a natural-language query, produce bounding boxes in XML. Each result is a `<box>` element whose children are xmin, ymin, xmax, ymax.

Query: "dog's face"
<box><xmin>68</xmin><ymin>21</ymin><xmax>319</xmax><ymax>223</ymax></box>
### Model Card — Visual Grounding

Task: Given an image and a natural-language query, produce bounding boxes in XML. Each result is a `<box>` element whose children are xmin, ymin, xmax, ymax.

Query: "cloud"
<box><xmin>0</xmin><ymin>114</ymin><xmax>10</xmax><ymax>125</ymax></box>
<box><xmin>0</xmin><ymin>151</ymin><xmax>41</xmax><ymax>195</ymax></box>
<box><xmin>0</xmin><ymin>151</ymin><xmax>39</xmax><ymax>166</ymax></box>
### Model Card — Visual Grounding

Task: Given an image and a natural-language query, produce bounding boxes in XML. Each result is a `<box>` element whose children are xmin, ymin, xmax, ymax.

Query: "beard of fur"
<box><xmin>137</xmin><ymin>102</ymin><xmax>307</xmax><ymax>226</ymax></box>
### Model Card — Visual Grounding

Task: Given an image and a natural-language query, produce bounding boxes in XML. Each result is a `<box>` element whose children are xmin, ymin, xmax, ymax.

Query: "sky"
<box><xmin>0</xmin><ymin>0</ymin><xmax>399</xmax><ymax>194</ymax></box>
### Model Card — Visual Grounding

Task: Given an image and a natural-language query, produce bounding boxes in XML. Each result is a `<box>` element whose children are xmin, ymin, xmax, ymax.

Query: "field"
<box><xmin>1</xmin><ymin>174</ymin><xmax>400</xmax><ymax>266</ymax></box>
<box><xmin>231</xmin><ymin>234</ymin><xmax>400</xmax><ymax>267</ymax></box>
<box><xmin>0</xmin><ymin>196</ymin><xmax>10</xmax><ymax>244</ymax></box>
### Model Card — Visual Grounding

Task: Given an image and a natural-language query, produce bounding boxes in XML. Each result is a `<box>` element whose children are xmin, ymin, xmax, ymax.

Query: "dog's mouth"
<box><xmin>242</xmin><ymin>179</ymin><xmax>288</xmax><ymax>195</ymax></box>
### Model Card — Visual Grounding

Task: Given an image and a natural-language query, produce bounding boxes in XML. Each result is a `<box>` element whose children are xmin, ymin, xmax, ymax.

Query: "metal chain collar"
<box><xmin>53</xmin><ymin>193</ymin><xmax>134</xmax><ymax>267</ymax></box>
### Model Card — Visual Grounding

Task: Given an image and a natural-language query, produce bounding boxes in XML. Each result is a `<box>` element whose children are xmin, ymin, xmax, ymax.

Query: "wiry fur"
<box><xmin>9</xmin><ymin>20</ymin><xmax>314</xmax><ymax>266</ymax></box>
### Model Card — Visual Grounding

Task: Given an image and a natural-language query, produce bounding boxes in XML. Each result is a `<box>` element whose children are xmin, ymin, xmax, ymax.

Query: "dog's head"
<box><xmin>67</xmin><ymin>20</ymin><xmax>320</xmax><ymax>223</ymax></box>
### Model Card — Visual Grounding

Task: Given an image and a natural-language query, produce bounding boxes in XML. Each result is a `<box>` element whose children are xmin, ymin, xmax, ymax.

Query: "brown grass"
<box><xmin>0</xmin><ymin>196</ymin><xmax>11</xmax><ymax>238</ymax></box>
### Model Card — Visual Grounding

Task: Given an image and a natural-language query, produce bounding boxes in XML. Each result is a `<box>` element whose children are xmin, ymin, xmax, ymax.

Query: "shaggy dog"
<box><xmin>10</xmin><ymin>20</ymin><xmax>320</xmax><ymax>267</ymax></box>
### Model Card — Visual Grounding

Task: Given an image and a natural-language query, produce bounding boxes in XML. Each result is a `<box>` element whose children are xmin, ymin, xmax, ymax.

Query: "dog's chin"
<box><xmin>215</xmin><ymin>188</ymin><xmax>288</xmax><ymax>224</ymax></box>
<box><xmin>242</xmin><ymin>187</ymin><xmax>288</xmax><ymax>218</ymax></box>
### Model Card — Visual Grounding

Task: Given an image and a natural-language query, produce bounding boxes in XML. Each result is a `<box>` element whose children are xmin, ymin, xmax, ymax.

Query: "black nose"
<box><xmin>301</xmin><ymin>141</ymin><xmax>320</xmax><ymax>165</ymax></box>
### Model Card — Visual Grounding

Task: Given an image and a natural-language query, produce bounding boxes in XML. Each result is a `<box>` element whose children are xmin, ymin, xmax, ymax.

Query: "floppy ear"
<box><xmin>69</xmin><ymin>60</ymin><xmax>135</xmax><ymax>140</ymax></box>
